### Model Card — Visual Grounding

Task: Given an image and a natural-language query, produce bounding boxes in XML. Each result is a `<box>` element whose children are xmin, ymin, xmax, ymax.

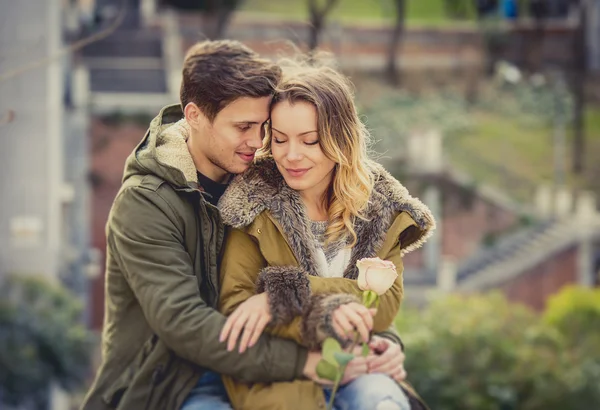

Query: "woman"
<box><xmin>217</xmin><ymin>62</ymin><xmax>435</xmax><ymax>409</ymax></box>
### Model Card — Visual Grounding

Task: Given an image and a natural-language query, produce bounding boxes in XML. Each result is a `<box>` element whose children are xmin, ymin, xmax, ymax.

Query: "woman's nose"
<box><xmin>286</xmin><ymin>144</ymin><xmax>304</xmax><ymax>161</ymax></box>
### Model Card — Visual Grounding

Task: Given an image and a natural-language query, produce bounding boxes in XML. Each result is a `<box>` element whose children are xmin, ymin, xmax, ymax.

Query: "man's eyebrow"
<box><xmin>272</xmin><ymin>128</ymin><xmax>318</xmax><ymax>137</ymax></box>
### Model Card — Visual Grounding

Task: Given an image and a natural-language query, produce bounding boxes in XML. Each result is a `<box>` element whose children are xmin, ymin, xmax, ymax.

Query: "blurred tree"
<box><xmin>161</xmin><ymin>0</ymin><xmax>243</xmax><ymax>39</ymax></box>
<box><xmin>543</xmin><ymin>286</ymin><xmax>600</xmax><ymax>408</ymax></box>
<box><xmin>0</xmin><ymin>275</ymin><xmax>94</xmax><ymax>408</ymax></box>
<box><xmin>307</xmin><ymin>0</ymin><xmax>339</xmax><ymax>52</ymax></box>
<box><xmin>385</xmin><ymin>0</ymin><xmax>407</xmax><ymax>86</ymax></box>
<box><xmin>444</xmin><ymin>0</ymin><xmax>475</xmax><ymax>19</ymax></box>
<box><xmin>476</xmin><ymin>0</ymin><xmax>499</xmax><ymax>19</ymax></box>
<box><xmin>395</xmin><ymin>290</ymin><xmax>600</xmax><ymax>410</ymax></box>
<box><xmin>543</xmin><ymin>285</ymin><xmax>600</xmax><ymax>354</ymax></box>
<box><xmin>571</xmin><ymin>0</ymin><xmax>588</xmax><ymax>174</ymax></box>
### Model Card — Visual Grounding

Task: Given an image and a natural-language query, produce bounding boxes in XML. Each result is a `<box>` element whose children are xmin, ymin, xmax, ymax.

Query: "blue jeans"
<box><xmin>181</xmin><ymin>371</ymin><xmax>232</xmax><ymax>410</ymax></box>
<box><xmin>182</xmin><ymin>372</ymin><xmax>410</xmax><ymax>410</ymax></box>
<box><xmin>325</xmin><ymin>374</ymin><xmax>411</xmax><ymax>410</ymax></box>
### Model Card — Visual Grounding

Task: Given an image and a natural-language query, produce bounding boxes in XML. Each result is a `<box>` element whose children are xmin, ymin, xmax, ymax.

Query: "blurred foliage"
<box><xmin>162</xmin><ymin>0</ymin><xmax>242</xmax><ymax>11</ymax></box>
<box><xmin>360</xmin><ymin>90</ymin><xmax>471</xmax><ymax>159</ymax></box>
<box><xmin>0</xmin><ymin>275</ymin><xmax>95</xmax><ymax>407</ymax></box>
<box><xmin>357</xmin><ymin>61</ymin><xmax>583</xmax><ymax>202</ymax></box>
<box><xmin>396</xmin><ymin>289</ymin><xmax>600</xmax><ymax>410</ymax></box>
<box><xmin>542</xmin><ymin>286</ymin><xmax>600</xmax><ymax>407</ymax></box>
<box><xmin>242</xmin><ymin>0</ymin><xmax>466</xmax><ymax>25</ymax></box>
<box><xmin>482</xmin><ymin>62</ymin><xmax>575</xmax><ymax>127</ymax></box>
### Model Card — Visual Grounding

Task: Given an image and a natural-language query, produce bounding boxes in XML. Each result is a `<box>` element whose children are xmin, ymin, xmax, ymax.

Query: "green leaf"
<box><xmin>361</xmin><ymin>342</ymin><xmax>370</xmax><ymax>358</ymax></box>
<box><xmin>322</xmin><ymin>338</ymin><xmax>342</xmax><ymax>365</ymax></box>
<box><xmin>316</xmin><ymin>359</ymin><xmax>339</xmax><ymax>382</ymax></box>
<box><xmin>334</xmin><ymin>351</ymin><xmax>355</xmax><ymax>367</ymax></box>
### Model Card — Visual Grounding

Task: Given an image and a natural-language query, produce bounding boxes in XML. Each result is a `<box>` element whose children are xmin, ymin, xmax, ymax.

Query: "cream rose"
<box><xmin>356</xmin><ymin>257</ymin><xmax>398</xmax><ymax>295</ymax></box>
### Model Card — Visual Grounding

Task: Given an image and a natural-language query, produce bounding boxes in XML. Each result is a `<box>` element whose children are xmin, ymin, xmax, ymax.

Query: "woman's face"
<box><xmin>270</xmin><ymin>100</ymin><xmax>336</xmax><ymax>199</ymax></box>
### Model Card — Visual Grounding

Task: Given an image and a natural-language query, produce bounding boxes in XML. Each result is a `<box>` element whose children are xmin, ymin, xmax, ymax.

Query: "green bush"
<box><xmin>397</xmin><ymin>290</ymin><xmax>600</xmax><ymax>410</ymax></box>
<box><xmin>0</xmin><ymin>275</ymin><xmax>95</xmax><ymax>407</ymax></box>
<box><xmin>542</xmin><ymin>287</ymin><xmax>600</xmax><ymax>408</ymax></box>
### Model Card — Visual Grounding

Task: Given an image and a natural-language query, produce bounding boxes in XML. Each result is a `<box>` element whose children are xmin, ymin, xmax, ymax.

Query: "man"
<box><xmin>81</xmin><ymin>40</ymin><xmax>406</xmax><ymax>410</ymax></box>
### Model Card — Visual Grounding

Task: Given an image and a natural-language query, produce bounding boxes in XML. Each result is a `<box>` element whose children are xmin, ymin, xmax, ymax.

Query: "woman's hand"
<box><xmin>220</xmin><ymin>293</ymin><xmax>272</xmax><ymax>353</ymax></box>
<box><xmin>304</xmin><ymin>347</ymin><xmax>371</xmax><ymax>386</ymax></box>
<box><xmin>330</xmin><ymin>302</ymin><xmax>376</xmax><ymax>343</ymax></box>
<box><xmin>367</xmin><ymin>336</ymin><xmax>407</xmax><ymax>382</ymax></box>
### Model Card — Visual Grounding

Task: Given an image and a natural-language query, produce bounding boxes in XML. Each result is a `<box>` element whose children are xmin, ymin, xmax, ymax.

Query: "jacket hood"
<box><xmin>218</xmin><ymin>157</ymin><xmax>436</xmax><ymax>279</ymax></box>
<box><xmin>123</xmin><ymin>104</ymin><xmax>198</xmax><ymax>189</ymax></box>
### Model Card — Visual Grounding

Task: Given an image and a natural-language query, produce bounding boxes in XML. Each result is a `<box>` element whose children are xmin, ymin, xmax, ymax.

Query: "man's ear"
<box><xmin>184</xmin><ymin>102</ymin><xmax>206</xmax><ymax>130</ymax></box>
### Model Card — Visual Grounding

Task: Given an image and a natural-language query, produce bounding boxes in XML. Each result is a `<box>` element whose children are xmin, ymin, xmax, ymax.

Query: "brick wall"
<box><xmin>402</xmin><ymin>178</ymin><xmax>520</xmax><ymax>270</ymax></box>
<box><xmin>178</xmin><ymin>15</ymin><xmax>578</xmax><ymax>72</ymax></box>
<box><xmin>89</xmin><ymin>118</ymin><xmax>147</xmax><ymax>329</ymax></box>
<box><xmin>500</xmin><ymin>246</ymin><xmax>578</xmax><ymax>311</ymax></box>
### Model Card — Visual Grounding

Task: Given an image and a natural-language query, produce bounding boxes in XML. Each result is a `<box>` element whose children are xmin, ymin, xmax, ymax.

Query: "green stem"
<box><xmin>326</xmin><ymin>372</ymin><xmax>343</xmax><ymax>410</ymax></box>
<box><xmin>327</xmin><ymin>333</ymin><xmax>362</xmax><ymax>410</ymax></box>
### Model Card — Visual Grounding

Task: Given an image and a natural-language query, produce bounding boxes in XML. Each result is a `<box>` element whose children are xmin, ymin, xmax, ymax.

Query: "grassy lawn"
<box><xmin>446</xmin><ymin>107</ymin><xmax>600</xmax><ymax>201</ymax></box>
<box><xmin>241</xmin><ymin>0</ymin><xmax>461</xmax><ymax>25</ymax></box>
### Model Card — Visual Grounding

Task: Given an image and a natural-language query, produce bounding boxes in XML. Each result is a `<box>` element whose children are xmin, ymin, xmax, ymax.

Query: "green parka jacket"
<box><xmin>81</xmin><ymin>105</ymin><xmax>309</xmax><ymax>410</ymax></box>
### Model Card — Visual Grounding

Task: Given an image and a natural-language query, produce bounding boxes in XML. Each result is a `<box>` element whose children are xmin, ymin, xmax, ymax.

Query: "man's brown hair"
<box><xmin>180</xmin><ymin>40</ymin><xmax>281</xmax><ymax>122</ymax></box>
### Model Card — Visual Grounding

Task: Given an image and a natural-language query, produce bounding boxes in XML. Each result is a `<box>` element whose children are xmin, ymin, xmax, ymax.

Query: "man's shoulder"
<box><xmin>110</xmin><ymin>175</ymin><xmax>193</xmax><ymax>225</ymax></box>
<box><xmin>120</xmin><ymin>173</ymin><xmax>167</xmax><ymax>194</ymax></box>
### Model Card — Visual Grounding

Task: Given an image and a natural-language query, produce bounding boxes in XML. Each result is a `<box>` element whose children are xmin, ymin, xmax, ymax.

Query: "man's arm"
<box><xmin>109</xmin><ymin>186</ymin><xmax>307</xmax><ymax>383</ymax></box>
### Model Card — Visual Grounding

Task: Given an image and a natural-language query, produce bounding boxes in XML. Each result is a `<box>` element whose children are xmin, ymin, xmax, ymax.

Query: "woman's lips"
<box><xmin>286</xmin><ymin>168</ymin><xmax>309</xmax><ymax>177</ymax></box>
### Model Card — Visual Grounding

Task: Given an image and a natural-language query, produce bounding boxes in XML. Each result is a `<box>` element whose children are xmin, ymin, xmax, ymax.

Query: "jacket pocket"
<box><xmin>101</xmin><ymin>334</ymin><xmax>159</xmax><ymax>408</ymax></box>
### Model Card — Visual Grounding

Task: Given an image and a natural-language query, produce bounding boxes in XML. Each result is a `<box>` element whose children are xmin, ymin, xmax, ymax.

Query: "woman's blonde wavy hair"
<box><xmin>260</xmin><ymin>58</ymin><xmax>376</xmax><ymax>247</ymax></box>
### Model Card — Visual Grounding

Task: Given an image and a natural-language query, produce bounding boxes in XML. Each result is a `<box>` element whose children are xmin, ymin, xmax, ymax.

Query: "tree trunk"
<box><xmin>385</xmin><ymin>0</ymin><xmax>406</xmax><ymax>86</ymax></box>
<box><xmin>200</xmin><ymin>0</ymin><xmax>240</xmax><ymax>40</ymax></box>
<box><xmin>307</xmin><ymin>0</ymin><xmax>338</xmax><ymax>52</ymax></box>
<box><xmin>572</xmin><ymin>0</ymin><xmax>587</xmax><ymax>174</ymax></box>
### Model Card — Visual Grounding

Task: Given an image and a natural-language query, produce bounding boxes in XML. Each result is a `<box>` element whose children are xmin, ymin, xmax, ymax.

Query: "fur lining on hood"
<box><xmin>218</xmin><ymin>157</ymin><xmax>435</xmax><ymax>280</ymax></box>
<box><xmin>154</xmin><ymin>119</ymin><xmax>197</xmax><ymax>184</ymax></box>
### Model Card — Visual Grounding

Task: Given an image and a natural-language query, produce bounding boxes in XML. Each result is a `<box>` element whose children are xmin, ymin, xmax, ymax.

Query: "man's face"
<box><xmin>188</xmin><ymin>96</ymin><xmax>271</xmax><ymax>180</ymax></box>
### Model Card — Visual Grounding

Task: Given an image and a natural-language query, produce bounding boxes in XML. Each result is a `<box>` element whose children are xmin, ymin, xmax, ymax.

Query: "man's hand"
<box><xmin>367</xmin><ymin>336</ymin><xmax>407</xmax><ymax>382</ymax></box>
<box><xmin>219</xmin><ymin>293</ymin><xmax>272</xmax><ymax>353</ymax></box>
<box><xmin>331</xmin><ymin>302</ymin><xmax>376</xmax><ymax>343</ymax></box>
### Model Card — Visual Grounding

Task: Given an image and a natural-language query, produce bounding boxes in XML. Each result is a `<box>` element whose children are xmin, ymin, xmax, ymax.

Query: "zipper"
<box><xmin>198</xmin><ymin>200</ymin><xmax>218</xmax><ymax>307</ymax></box>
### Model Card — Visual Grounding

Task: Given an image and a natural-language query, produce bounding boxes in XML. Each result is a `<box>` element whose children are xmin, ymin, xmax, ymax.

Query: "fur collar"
<box><xmin>219</xmin><ymin>157</ymin><xmax>435</xmax><ymax>279</ymax></box>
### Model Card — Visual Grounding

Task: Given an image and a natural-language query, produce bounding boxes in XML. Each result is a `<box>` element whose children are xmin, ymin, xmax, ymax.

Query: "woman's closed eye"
<box><xmin>273</xmin><ymin>138</ymin><xmax>319</xmax><ymax>146</ymax></box>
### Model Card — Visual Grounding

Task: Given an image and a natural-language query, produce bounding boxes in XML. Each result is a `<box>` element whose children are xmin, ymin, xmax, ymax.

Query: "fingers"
<box><xmin>220</xmin><ymin>308</ymin><xmax>242</xmax><ymax>344</ymax></box>
<box><xmin>368</xmin><ymin>336</ymin><xmax>389</xmax><ymax>354</ymax></box>
<box><xmin>369</xmin><ymin>349</ymin><xmax>405</xmax><ymax>373</ymax></box>
<box><xmin>369</xmin><ymin>354</ymin><xmax>402</xmax><ymax>375</ymax></box>
<box><xmin>237</xmin><ymin>313</ymin><xmax>260</xmax><ymax>354</ymax></box>
<box><xmin>332</xmin><ymin>303</ymin><xmax>373</xmax><ymax>342</ymax></box>
<box><xmin>394</xmin><ymin>366</ymin><xmax>407</xmax><ymax>382</ymax></box>
<box><xmin>332</xmin><ymin>307</ymin><xmax>354</xmax><ymax>339</ymax></box>
<box><xmin>247</xmin><ymin>314</ymin><xmax>270</xmax><ymax>350</ymax></box>
<box><xmin>226</xmin><ymin>311</ymin><xmax>249</xmax><ymax>352</ymax></box>
<box><xmin>341</xmin><ymin>357</ymin><xmax>369</xmax><ymax>384</ymax></box>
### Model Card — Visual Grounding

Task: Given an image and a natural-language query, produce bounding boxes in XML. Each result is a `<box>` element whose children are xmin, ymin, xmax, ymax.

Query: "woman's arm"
<box><xmin>307</xmin><ymin>212</ymin><xmax>417</xmax><ymax>333</ymax></box>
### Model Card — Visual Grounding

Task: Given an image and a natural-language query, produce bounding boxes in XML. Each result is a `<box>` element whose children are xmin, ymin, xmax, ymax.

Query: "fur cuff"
<box><xmin>301</xmin><ymin>294</ymin><xmax>360</xmax><ymax>350</ymax></box>
<box><xmin>256</xmin><ymin>266</ymin><xmax>311</xmax><ymax>325</ymax></box>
